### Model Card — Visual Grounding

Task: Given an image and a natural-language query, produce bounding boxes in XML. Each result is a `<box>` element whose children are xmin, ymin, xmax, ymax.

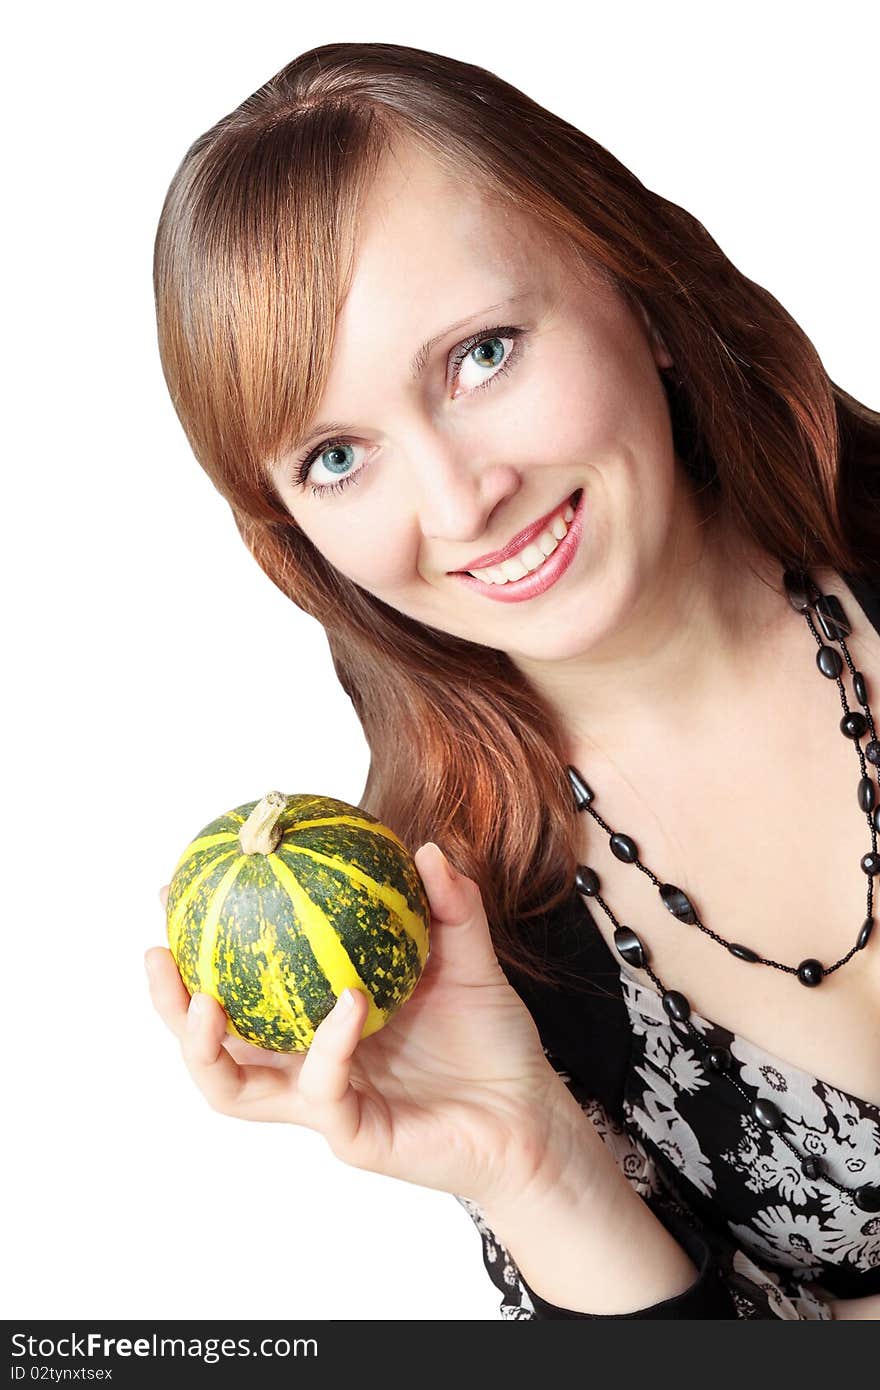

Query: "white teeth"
<box><xmin>497</xmin><ymin>550</ymin><xmax>531</xmax><ymax>578</ymax></box>
<box><xmin>467</xmin><ymin>496</ymin><xmax>578</xmax><ymax>583</ymax></box>
<box><xmin>522</xmin><ymin>541</ymin><xmax>553</xmax><ymax>570</ymax></box>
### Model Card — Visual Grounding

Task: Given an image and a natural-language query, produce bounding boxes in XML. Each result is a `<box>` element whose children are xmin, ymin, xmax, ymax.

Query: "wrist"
<box><xmin>479</xmin><ymin>1070</ymin><xmax>617</xmax><ymax>1214</ymax></box>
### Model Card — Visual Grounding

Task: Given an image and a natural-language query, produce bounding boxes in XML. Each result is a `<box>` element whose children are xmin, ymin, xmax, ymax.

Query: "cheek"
<box><xmin>511</xmin><ymin>318</ymin><xmax>647</xmax><ymax>453</ymax></box>
<box><xmin>315</xmin><ymin>511</ymin><xmax>414</xmax><ymax>590</ymax></box>
<box><xmin>523</xmin><ymin>344</ymin><xmax>633</xmax><ymax>457</ymax></box>
<box><xmin>541</xmin><ymin>321</ymin><xmax>668</xmax><ymax>458</ymax></box>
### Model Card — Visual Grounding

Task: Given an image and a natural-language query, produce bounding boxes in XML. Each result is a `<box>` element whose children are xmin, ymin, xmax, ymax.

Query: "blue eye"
<box><xmin>453</xmin><ymin>335</ymin><xmax>509</xmax><ymax>390</ymax></box>
<box><xmin>316</xmin><ymin>444</ymin><xmax>355</xmax><ymax>478</ymax></box>
<box><xmin>300</xmin><ymin>443</ymin><xmax>359</xmax><ymax>496</ymax></box>
<box><xmin>469</xmin><ymin>340</ymin><xmax>503</xmax><ymax>369</ymax></box>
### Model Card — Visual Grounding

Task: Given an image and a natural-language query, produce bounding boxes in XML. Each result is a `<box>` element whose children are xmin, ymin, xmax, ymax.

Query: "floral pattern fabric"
<box><xmin>618</xmin><ymin>970</ymin><xmax>880</xmax><ymax>1286</ymax></box>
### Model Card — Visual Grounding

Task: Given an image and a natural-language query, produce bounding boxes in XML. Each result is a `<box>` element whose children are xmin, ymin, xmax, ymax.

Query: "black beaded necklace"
<box><xmin>566</xmin><ymin>566</ymin><xmax>880</xmax><ymax>1212</ymax></box>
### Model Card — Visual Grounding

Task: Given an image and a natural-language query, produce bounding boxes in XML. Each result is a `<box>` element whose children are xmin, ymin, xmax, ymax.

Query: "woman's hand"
<box><xmin>144</xmin><ymin>843</ymin><xmax>578</xmax><ymax>1209</ymax></box>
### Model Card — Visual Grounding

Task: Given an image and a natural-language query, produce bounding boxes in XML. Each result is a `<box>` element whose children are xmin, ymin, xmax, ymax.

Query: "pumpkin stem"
<box><xmin>239</xmin><ymin>791</ymin><xmax>289</xmax><ymax>855</ymax></box>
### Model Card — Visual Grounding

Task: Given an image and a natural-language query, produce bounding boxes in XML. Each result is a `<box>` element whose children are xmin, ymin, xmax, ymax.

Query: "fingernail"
<box><xmin>144</xmin><ymin>955</ymin><xmax>156</xmax><ymax>982</ymax></box>
<box><xmin>338</xmin><ymin>988</ymin><xmax>356</xmax><ymax>1012</ymax></box>
<box><xmin>188</xmin><ymin>993</ymin><xmax>208</xmax><ymax>1024</ymax></box>
<box><xmin>431</xmin><ymin>842</ymin><xmax>456</xmax><ymax>880</ymax></box>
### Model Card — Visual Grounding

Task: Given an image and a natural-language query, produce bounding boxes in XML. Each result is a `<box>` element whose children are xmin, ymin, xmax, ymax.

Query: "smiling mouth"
<box><xmin>450</xmin><ymin>489</ymin><xmax>581</xmax><ymax>579</ymax></box>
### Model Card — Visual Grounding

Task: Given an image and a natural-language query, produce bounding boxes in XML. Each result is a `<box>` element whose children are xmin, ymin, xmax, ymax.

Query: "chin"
<box><xmin>508</xmin><ymin>620</ymin><xmax>604</xmax><ymax>665</ymax></box>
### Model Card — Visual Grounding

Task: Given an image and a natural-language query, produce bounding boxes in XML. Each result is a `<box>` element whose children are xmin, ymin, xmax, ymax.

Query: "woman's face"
<box><xmin>269</xmin><ymin>137</ymin><xmax>680</xmax><ymax>665</ymax></box>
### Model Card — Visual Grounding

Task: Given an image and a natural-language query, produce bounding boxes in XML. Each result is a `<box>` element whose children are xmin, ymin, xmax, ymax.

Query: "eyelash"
<box><xmin>293</xmin><ymin>323</ymin><xmax>527</xmax><ymax>498</ymax></box>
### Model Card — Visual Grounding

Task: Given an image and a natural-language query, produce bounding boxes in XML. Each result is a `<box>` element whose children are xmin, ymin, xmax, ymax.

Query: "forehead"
<box><xmin>345</xmin><ymin>135</ymin><xmax>570</xmax><ymax>314</ymax></box>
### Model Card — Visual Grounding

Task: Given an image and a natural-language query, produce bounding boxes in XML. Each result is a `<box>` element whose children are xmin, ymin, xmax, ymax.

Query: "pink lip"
<box><xmin>449</xmin><ymin>489</ymin><xmax>586</xmax><ymax>603</ymax></box>
<box><xmin>449</xmin><ymin>490</ymin><xmax>580</xmax><ymax>573</ymax></box>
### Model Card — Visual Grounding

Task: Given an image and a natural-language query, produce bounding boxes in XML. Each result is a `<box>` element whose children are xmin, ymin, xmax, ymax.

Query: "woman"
<box><xmin>146</xmin><ymin>41</ymin><xmax>880</xmax><ymax>1319</ymax></box>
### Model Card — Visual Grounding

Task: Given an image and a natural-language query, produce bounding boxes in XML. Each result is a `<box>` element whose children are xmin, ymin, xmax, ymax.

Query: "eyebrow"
<box><xmin>283</xmin><ymin>289</ymin><xmax>533</xmax><ymax>463</ymax></box>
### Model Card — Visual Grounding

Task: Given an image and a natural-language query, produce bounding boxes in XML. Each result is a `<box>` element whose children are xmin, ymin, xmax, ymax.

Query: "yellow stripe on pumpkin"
<box><xmin>169</xmin><ymin>831</ymin><xmax>240</xmax><ymax>880</ymax></box>
<box><xmin>283</xmin><ymin>814</ymin><xmax>406</xmax><ymax>843</ymax></box>
<box><xmin>268</xmin><ymin>851</ymin><xmax>390</xmax><ymax>1036</ymax></box>
<box><xmin>166</xmin><ymin>848</ymin><xmax>239</xmax><ymax>957</ymax></box>
<box><xmin>278</xmin><ymin>840</ymin><xmax>430</xmax><ymax>969</ymax></box>
<box><xmin>195</xmin><ymin>854</ymin><xmax>248</xmax><ymax>996</ymax></box>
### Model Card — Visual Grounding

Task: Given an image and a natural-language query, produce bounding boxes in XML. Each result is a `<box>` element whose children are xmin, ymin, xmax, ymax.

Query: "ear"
<box><xmin>635</xmin><ymin>301</ymin><xmax>674</xmax><ymax>371</ymax></box>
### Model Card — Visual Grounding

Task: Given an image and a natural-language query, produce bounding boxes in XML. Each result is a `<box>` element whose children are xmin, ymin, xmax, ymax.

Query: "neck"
<box><xmin>514</xmin><ymin>491</ymin><xmax>790</xmax><ymax>764</ymax></box>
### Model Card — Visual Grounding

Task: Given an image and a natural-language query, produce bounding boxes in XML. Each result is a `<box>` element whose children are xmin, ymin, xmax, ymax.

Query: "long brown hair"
<box><xmin>152</xmin><ymin>41</ymin><xmax>880</xmax><ymax>991</ymax></box>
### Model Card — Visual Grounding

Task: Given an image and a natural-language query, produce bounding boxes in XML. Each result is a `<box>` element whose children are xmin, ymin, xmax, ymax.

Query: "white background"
<box><xmin>4</xmin><ymin>0</ymin><xmax>877</xmax><ymax>1322</ymax></box>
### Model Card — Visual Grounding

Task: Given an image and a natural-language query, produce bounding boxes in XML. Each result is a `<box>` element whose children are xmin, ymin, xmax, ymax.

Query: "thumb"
<box><xmin>413</xmin><ymin>842</ymin><xmax>503</xmax><ymax>981</ymax></box>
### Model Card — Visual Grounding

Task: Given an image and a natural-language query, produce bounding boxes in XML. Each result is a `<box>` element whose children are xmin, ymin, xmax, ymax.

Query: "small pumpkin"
<box><xmin>165</xmin><ymin>791</ymin><xmax>431</xmax><ymax>1052</ymax></box>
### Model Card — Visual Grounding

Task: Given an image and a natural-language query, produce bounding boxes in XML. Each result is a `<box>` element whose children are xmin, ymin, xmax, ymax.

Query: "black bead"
<box><xmin>801</xmin><ymin>1155</ymin><xmax>825</xmax><ymax>1180</ymax></box>
<box><xmin>854</xmin><ymin>1185</ymin><xmax>880</xmax><ymax>1213</ymax></box>
<box><xmin>662</xmin><ymin>990</ymin><xmax>691</xmax><ymax>1022</ymax></box>
<box><xmin>796</xmin><ymin>958</ymin><xmax>824</xmax><ymax>987</ymax></box>
<box><xmin>874</xmin><ymin>804</ymin><xmax>880</xmax><ymax>835</ymax></box>
<box><xmin>854</xmin><ymin>670</ymin><xmax>868</xmax><ymax>706</ymax></box>
<box><xmin>858</xmin><ymin>776</ymin><xmax>877</xmax><ymax>813</ymax></box>
<box><xmin>783</xmin><ymin>568</ymin><xmax>815</xmax><ymax>613</ymax></box>
<box><xmin>575</xmin><ymin>864</ymin><xmax>600</xmax><ymax>897</ymax></box>
<box><xmin>861</xmin><ymin>852</ymin><xmax>880</xmax><ymax>876</ymax></box>
<box><xmin>866</xmin><ymin>739</ymin><xmax>880</xmax><ymax>767</ymax></box>
<box><xmin>857</xmin><ymin>916</ymin><xmax>874</xmax><ymax>950</ymax></box>
<box><xmin>707</xmin><ymin>1046</ymin><xmax>731</xmax><ymax>1072</ymax></box>
<box><xmin>728</xmin><ymin>942</ymin><xmax>760</xmax><ymax>962</ymax></box>
<box><xmin>841</xmin><ymin>711</ymin><xmax>868</xmax><ymax>740</ymax></box>
<box><xmin>567</xmin><ymin>765</ymin><xmax>594</xmax><ymax>809</ymax></box>
<box><xmin>610</xmin><ymin>832</ymin><xmax>639</xmax><ymax>863</ymax></box>
<box><xmin>816</xmin><ymin>592</ymin><xmax>851</xmax><ymax>642</ymax></box>
<box><xmin>614</xmin><ymin>926</ymin><xmax>648</xmax><ymax>969</ymax></box>
<box><xmin>817</xmin><ymin>645</ymin><xmax>843</xmax><ymax>679</ymax></box>
<box><xmin>751</xmin><ymin>1097</ymin><xmax>783</xmax><ymax>1131</ymax></box>
<box><xmin>659</xmin><ymin>883</ymin><xmax>697</xmax><ymax>924</ymax></box>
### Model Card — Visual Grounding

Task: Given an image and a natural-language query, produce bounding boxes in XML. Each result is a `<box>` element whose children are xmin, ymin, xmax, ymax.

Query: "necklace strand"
<box><xmin>567</xmin><ymin>566</ymin><xmax>880</xmax><ymax>1210</ymax></box>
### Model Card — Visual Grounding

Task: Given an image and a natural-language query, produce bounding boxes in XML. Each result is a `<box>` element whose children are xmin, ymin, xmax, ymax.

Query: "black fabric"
<box><xmin>492</xmin><ymin>567</ymin><xmax>880</xmax><ymax>1319</ymax></box>
<box><xmin>845</xmin><ymin>566</ymin><xmax>880</xmax><ymax>636</ymax></box>
<box><xmin>502</xmin><ymin>885</ymin><xmax>634</xmax><ymax>1126</ymax></box>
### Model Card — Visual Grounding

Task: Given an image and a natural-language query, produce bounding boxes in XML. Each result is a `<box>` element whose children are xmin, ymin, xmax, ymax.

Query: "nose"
<box><xmin>417</xmin><ymin>456</ymin><xmax>523</xmax><ymax>549</ymax></box>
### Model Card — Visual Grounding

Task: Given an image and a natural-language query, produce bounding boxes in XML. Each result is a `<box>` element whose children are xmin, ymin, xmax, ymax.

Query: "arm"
<box><xmin>477</xmin><ymin>1076</ymin><xmax>730</xmax><ymax>1317</ymax></box>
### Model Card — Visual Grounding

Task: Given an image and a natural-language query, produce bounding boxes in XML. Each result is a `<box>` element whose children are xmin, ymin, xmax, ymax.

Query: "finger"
<box><xmin>413</xmin><ymin>842</ymin><xmax>502</xmax><ymax>980</ymax></box>
<box><xmin>178</xmin><ymin>990</ymin><xmax>295</xmax><ymax>1121</ymax></box>
<box><xmin>159</xmin><ymin>884</ymin><xmax>170</xmax><ymax>910</ymax></box>
<box><xmin>145</xmin><ymin>949</ymin><xmax>295</xmax><ymax>1066</ymax></box>
<box><xmin>144</xmin><ymin>946</ymin><xmax>191</xmax><ymax>1039</ymax></box>
<box><xmin>296</xmin><ymin>989</ymin><xmax>368</xmax><ymax>1151</ymax></box>
<box><xmin>145</xmin><ymin>950</ymin><xmax>296</xmax><ymax>1116</ymax></box>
